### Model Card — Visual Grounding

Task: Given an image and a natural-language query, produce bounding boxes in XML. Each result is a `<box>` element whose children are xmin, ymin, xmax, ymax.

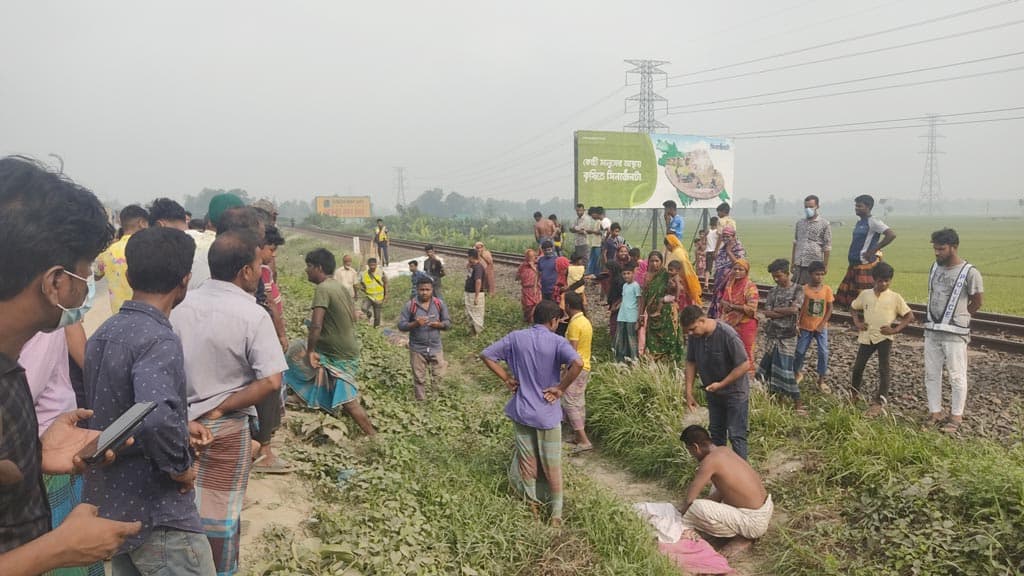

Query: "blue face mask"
<box><xmin>805</xmin><ymin>207</ymin><xmax>817</xmax><ymax>219</ymax></box>
<box><xmin>44</xmin><ymin>269</ymin><xmax>95</xmax><ymax>332</ymax></box>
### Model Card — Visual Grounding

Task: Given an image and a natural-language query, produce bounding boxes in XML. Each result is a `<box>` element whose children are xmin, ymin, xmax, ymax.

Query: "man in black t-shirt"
<box><xmin>464</xmin><ymin>248</ymin><xmax>486</xmax><ymax>335</ymax></box>
<box><xmin>681</xmin><ymin>305</ymin><xmax>751</xmax><ymax>460</ymax></box>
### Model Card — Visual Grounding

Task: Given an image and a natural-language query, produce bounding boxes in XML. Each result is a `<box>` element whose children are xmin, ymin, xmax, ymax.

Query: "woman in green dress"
<box><xmin>638</xmin><ymin>251</ymin><xmax>683</xmax><ymax>362</ymax></box>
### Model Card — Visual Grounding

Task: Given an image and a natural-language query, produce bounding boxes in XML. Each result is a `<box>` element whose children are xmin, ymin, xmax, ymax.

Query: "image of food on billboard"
<box><xmin>575</xmin><ymin>130</ymin><xmax>734</xmax><ymax>210</ymax></box>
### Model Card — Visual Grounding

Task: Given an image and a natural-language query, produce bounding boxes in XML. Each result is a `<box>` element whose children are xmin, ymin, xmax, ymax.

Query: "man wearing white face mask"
<box><xmin>0</xmin><ymin>156</ymin><xmax>143</xmax><ymax>575</ymax></box>
<box><xmin>791</xmin><ymin>195</ymin><xmax>832</xmax><ymax>285</ymax></box>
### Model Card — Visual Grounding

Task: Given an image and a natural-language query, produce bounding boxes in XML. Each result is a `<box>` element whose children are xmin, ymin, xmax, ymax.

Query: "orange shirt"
<box><xmin>799</xmin><ymin>283</ymin><xmax>834</xmax><ymax>332</ymax></box>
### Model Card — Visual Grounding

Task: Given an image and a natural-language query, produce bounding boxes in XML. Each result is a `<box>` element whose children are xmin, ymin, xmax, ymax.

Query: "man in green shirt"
<box><xmin>282</xmin><ymin>248</ymin><xmax>376</xmax><ymax>436</ymax></box>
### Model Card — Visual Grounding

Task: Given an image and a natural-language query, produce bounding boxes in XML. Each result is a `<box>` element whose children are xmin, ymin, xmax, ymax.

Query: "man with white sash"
<box><xmin>924</xmin><ymin>228</ymin><xmax>983</xmax><ymax>434</ymax></box>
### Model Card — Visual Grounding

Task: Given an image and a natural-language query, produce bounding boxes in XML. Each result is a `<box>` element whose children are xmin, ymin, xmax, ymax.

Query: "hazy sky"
<box><xmin>2</xmin><ymin>0</ymin><xmax>1022</xmax><ymax>211</ymax></box>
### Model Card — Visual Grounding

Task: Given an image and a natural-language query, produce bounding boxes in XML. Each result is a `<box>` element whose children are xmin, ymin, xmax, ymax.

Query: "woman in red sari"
<box><xmin>516</xmin><ymin>249</ymin><xmax>542</xmax><ymax>323</ymax></box>
<box><xmin>717</xmin><ymin>258</ymin><xmax>758</xmax><ymax>374</ymax></box>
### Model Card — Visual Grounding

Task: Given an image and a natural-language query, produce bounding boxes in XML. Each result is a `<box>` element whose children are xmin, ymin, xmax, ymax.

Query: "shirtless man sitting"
<box><xmin>678</xmin><ymin>424</ymin><xmax>773</xmax><ymax>556</ymax></box>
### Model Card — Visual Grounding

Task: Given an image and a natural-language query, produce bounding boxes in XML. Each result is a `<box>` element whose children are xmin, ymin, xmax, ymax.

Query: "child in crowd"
<box><xmin>694</xmin><ymin>229</ymin><xmax>708</xmax><ymax>280</ymax></box>
<box><xmin>629</xmin><ymin>247</ymin><xmax>648</xmax><ymax>287</ymax></box>
<box><xmin>757</xmin><ymin>259</ymin><xmax>806</xmax><ymax>415</ymax></box>
<box><xmin>794</xmin><ymin>261</ymin><xmax>833</xmax><ymax>392</ymax></box>
<box><xmin>850</xmin><ymin>262</ymin><xmax>913</xmax><ymax>417</ymax></box>
<box><xmin>615</xmin><ymin>264</ymin><xmax>640</xmax><ymax>362</ymax></box>
<box><xmin>704</xmin><ymin>217</ymin><xmax>719</xmax><ymax>290</ymax></box>
<box><xmin>604</xmin><ymin>260</ymin><xmax>625</xmax><ymax>344</ymax></box>
<box><xmin>567</xmin><ymin>254</ymin><xmax>587</xmax><ymax>308</ymax></box>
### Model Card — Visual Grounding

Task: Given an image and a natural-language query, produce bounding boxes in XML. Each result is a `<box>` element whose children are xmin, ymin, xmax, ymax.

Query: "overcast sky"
<box><xmin>2</xmin><ymin>0</ymin><xmax>1022</xmax><ymax>211</ymax></box>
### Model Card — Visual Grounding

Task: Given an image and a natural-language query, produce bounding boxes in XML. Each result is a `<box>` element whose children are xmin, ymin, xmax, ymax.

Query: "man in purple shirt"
<box><xmin>84</xmin><ymin>226</ymin><xmax>216</xmax><ymax>575</ymax></box>
<box><xmin>480</xmin><ymin>300</ymin><xmax>582</xmax><ymax>526</ymax></box>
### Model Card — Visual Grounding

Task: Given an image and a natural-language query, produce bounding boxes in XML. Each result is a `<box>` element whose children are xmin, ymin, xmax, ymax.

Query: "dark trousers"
<box><xmin>706</xmin><ymin>391</ymin><xmax>749</xmax><ymax>460</ymax></box>
<box><xmin>361</xmin><ymin>299</ymin><xmax>383</xmax><ymax>327</ymax></box>
<box><xmin>252</xmin><ymin>390</ymin><xmax>282</xmax><ymax>445</ymax></box>
<box><xmin>376</xmin><ymin>243</ymin><xmax>389</xmax><ymax>266</ymax></box>
<box><xmin>851</xmin><ymin>339</ymin><xmax>892</xmax><ymax>403</ymax></box>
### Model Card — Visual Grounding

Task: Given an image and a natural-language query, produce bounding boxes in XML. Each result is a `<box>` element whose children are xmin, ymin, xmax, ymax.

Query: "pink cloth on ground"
<box><xmin>658</xmin><ymin>538</ymin><xmax>734</xmax><ymax>575</ymax></box>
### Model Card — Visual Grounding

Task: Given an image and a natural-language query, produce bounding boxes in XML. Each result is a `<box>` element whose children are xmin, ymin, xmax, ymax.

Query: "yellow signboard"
<box><xmin>315</xmin><ymin>196</ymin><xmax>372</xmax><ymax>219</ymax></box>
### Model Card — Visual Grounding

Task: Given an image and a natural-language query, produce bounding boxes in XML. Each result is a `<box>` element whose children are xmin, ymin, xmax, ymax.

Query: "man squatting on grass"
<box><xmin>681</xmin><ymin>304</ymin><xmax>752</xmax><ymax>461</ymax></box>
<box><xmin>480</xmin><ymin>300</ymin><xmax>583</xmax><ymax>526</ymax></box>
<box><xmin>678</xmin><ymin>425</ymin><xmax>772</xmax><ymax>555</ymax></box>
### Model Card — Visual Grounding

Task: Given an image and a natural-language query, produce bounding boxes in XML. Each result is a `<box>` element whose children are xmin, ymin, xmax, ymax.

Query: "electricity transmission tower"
<box><xmin>393</xmin><ymin>167</ymin><xmax>407</xmax><ymax>208</ymax></box>
<box><xmin>918</xmin><ymin>114</ymin><xmax>944</xmax><ymax>216</ymax></box>
<box><xmin>624</xmin><ymin>59</ymin><xmax>669</xmax><ymax>134</ymax></box>
<box><xmin>624</xmin><ymin>59</ymin><xmax>670</xmax><ymax>250</ymax></box>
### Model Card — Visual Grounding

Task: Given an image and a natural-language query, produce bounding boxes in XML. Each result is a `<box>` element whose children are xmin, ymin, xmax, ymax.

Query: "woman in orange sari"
<box><xmin>717</xmin><ymin>259</ymin><xmax>758</xmax><ymax>374</ymax></box>
<box><xmin>516</xmin><ymin>249</ymin><xmax>542</xmax><ymax>323</ymax></box>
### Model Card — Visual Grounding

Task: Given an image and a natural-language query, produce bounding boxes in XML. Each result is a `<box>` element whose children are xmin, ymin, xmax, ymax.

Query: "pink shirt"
<box><xmin>19</xmin><ymin>329</ymin><xmax>76</xmax><ymax>436</ymax></box>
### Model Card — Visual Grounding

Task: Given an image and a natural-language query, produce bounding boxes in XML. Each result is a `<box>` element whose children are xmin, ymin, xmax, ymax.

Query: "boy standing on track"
<box><xmin>923</xmin><ymin>228</ymin><xmax>983</xmax><ymax>435</ymax></box>
<box><xmin>794</xmin><ymin>261</ymin><xmax>833</xmax><ymax>393</ymax></box>
<box><xmin>374</xmin><ymin>219</ymin><xmax>390</xmax><ymax>266</ymax></box>
<box><xmin>849</xmin><ymin>262</ymin><xmax>913</xmax><ymax>417</ymax></box>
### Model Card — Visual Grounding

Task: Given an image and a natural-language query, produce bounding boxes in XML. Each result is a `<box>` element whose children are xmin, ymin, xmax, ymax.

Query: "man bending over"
<box><xmin>678</xmin><ymin>424</ymin><xmax>772</xmax><ymax>557</ymax></box>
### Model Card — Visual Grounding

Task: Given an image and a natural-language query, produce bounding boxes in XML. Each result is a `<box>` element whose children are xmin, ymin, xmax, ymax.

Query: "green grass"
<box><xmin>253</xmin><ymin>238</ymin><xmax>681</xmax><ymax>575</ymax></box>
<box><xmin>584</xmin><ymin>360</ymin><xmax>1024</xmax><ymax>575</ymax></box>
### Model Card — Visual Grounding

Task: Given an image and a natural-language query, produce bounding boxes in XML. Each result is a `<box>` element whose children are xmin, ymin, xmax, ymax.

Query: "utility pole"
<box><xmin>918</xmin><ymin>114</ymin><xmax>944</xmax><ymax>216</ymax></box>
<box><xmin>624</xmin><ymin>59</ymin><xmax>669</xmax><ymax>251</ymax></box>
<box><xmin>393</xmin><ymin>167</ymin><xmax>407</xmax><ymax>209</ymax></box>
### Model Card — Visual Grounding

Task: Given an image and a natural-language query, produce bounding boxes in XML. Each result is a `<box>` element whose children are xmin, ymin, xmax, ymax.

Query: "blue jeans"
<box><xmin>794</xmin><ymin>328</ymin><xmax>829</xmax><ymax>376</ymax></box>
<box><xmin>112</xmin><ymin>527</ymin><xmax>215</xmax><ymax>576</ymax></box>
<box><xmin>587</xmin><ymin>246</ymin><xmax>602</xmax><ymax>275</ymax></box>
<box><xmin>705</xmin><ymin>390</ymin><xmax>749</xmax><ymax>460</ymax></box>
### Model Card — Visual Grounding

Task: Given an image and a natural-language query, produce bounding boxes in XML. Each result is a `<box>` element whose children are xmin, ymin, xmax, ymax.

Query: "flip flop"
<box><xmin>252</xmin><ymin>457</ymin><xmax>294</xmax><ymax>474</ymax></box>
<box><xmin>571</xmin><ymin>444</ymin><xmax>594</xmax><ymax>455</ymax></box>
<box><xmin>939</xmin><ymin>419</ymin><xmax>962</xmax><ymax>435</ymax></box>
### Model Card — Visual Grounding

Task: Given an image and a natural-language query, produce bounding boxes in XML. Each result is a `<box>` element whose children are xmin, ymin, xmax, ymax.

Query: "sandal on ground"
<box><xmin>864</xmin><ymin>404</ymin><xmax>885</xmax><ymax>418</ymax></box>
<box><xmin>940</xmin><ymin>419</ymin><xmax>962</xmax><ymax>435</ymax></box>
<box><xmin>252</xmin><ymin>457</ymin><xmax>294</xmax><ymax>474</ymax></box>
<box><xmin>817</xmin><ymin>381</ymin><xmax>831</xmax><ymax>394</ymax></box>
<box><xmin>571</xmin><ymin>444</ymin><xmax>594</xmax><ymax>455</ymax></box>
<box><xmin>794</xmin><ymin>407</ymin><xmax>809</xmax><ymax>417</ymax></box>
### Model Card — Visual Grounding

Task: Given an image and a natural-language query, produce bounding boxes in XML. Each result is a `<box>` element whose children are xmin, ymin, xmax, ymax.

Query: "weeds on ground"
<box><xmin>253</xmin><ymin>260</ymin><xmax>679</xmax><ymax>575</ymax></box>
<box><xmin>584</xmin><ymin>360</ymin><xmax>1024</xmax><ymax>575</ymax></box>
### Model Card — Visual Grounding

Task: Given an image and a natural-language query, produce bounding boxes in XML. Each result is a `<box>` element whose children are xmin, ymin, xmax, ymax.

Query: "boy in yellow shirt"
<box><xmin>850</xmin><ymin>262</ymin><xmax>913</xmax><ymax>417</ymax></box>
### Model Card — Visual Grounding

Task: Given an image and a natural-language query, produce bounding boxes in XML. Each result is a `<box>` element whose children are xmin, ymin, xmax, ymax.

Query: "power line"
<box><xmin>421</xmin><ymin>86</ymin><xmax>626</xmax><ymax>181</ymax></box>
<box><xmin>666</xmin><ymin>64</ymin><xmax>1024</xmax><ymax>116</ymax></box>
<box><xmin>666</xmin><ymin>19</ymin><xmax>1024</xmax><ymax>89</ymax></box>
<box><xmin>667</xmin><ymin>50</ymin><xmax>1024</xmax><ymax>111</ymax></box>
<box><xmin>666</xmin><ymin>0</ymin><xmax>1018</xmax><ymax>80</ymax></box>
<box><xmin>731</xmin><ymin>114</ymin><xmax>1024</xmax><ymax>140</ymax></box>
<box><xmin>722</xmin><ymin>105</ymin><xmax>1024</xmax><ymax>136</ymax></box>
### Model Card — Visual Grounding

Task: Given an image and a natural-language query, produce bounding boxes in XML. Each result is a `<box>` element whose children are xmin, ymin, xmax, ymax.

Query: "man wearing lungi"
<box><xmin>835</xmin><ymin>195</ymin><xmax>896</xmax><ymax>307</ymax></box>
<box><xmin>757</xmin><ymin>259</ymin><xmax>806</xmax><ymax>415</ymax></box>
<box><xmin>678</xmin><ymin>425</ymin><xmax>772</xmax><ymax>557</ymax></box>
<box><xmin>171</xmin><ymin>230</ymin><xmax>288</xmax><ymax>575</ymax></box>
<box><xmin>480</xmin><ymin>300</ymin><xmax>583</xmax><ymax>526</ymax></box>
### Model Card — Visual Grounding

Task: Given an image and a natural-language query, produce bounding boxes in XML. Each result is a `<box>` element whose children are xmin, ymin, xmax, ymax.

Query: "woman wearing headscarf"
<box><xmin>663</xmin><ymin>234</ymin><xmax>704</xmax><ymax>308</ymax></box>
<box><xmin>475</xmin><ymin>241</ymin><xmax>497</xmax><ymax>296</ymax></box>
<box><xmin>717</xmin><ymin>258</ymin><xmax>758</xmax><ymax>374</ymax></box>
<box><xmin>708</xmin><ymin>224</ymin><xmax>747</xmax><ymax>318</ymax></box>
<box><xmin>637</xmin><ymin>251</ymin><xmax>683</xmax><ymax>362</ymax></box>
<box><xmin>516</xmin><ymin>249</ymin><xmax>542</xmax><ymax>324</ymax></box>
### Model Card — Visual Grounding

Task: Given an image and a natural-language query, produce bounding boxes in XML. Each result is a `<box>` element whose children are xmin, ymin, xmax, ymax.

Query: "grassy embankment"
<box><xmin>261</xmin><ymin>233</ymin><xmax>1023</xmax><ymax>575</ymax></box>
<box><xmin>252</xmin><ymin>235</ymin><xmax>680</xmax><ymax>575</ymax></box>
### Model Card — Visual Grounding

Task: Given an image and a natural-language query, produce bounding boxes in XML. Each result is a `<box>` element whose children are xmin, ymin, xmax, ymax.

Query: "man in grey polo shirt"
<box><xmin>170</xmin><ymin>230</ymin><xmax>287</xmax><ymax>575</ymax></box>
<box><xmin>681</xmin><ymin>304</ymin><xmax>752</xmax><ymax>461</ymax></box>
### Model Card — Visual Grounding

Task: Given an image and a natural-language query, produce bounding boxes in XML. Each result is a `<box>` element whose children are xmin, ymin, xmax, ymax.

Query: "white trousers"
<box><xmin>681</xmin><ymin>494</ymin><xmax>773</xmax><ymax>540</ymax></box>
<box><xmin>923</xmin><ymin>331</ymin><xmax>968</xmax><ymax>416</ymax></box>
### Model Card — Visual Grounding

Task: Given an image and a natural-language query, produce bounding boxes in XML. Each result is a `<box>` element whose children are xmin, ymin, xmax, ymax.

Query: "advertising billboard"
<box><xmin>575</xmin><ymin>130</ymin><xmax>734</xmax><ymax>210</ymax></box>
<box><xmin>315</xmin><ymin>196</ymin><xmax>372</xmax><ymax>219</ymax></box>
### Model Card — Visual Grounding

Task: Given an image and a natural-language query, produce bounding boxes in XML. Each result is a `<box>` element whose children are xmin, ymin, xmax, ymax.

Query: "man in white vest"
<box><xmin>923</xmin><ymin>228</ymin><xmax>983</xmax><ymax>434</ymax></box>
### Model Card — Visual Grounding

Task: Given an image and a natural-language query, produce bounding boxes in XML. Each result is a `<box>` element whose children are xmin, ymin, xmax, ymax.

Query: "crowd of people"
<box><xmin>0</xmin><ymin>151</ymin><xmax>986</xmax><ymax>573</ymax></box>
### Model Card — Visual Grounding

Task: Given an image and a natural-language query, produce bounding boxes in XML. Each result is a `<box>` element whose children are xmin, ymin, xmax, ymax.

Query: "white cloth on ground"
<box><xmin>633</xmin><ymin>502</ymin><xmax>686</xmax><ymax>543</ymax></box>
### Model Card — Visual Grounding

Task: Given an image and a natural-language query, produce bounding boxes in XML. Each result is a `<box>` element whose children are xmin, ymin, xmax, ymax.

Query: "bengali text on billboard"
<box><xmin>574</xmin><ymin>130</ymin><xmax>734</xmax><ymax>210</ymax></box>
<box><xmin>315</xmin><ymin>196</ymin><xmax>372</xmax><ymax>219</ymax></box>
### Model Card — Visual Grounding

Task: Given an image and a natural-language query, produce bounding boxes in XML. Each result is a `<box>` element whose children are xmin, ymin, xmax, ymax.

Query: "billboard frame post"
<box><xmin>691</xmin><ymin>208</ymin><xmax>710</xmax><ymax>250</ymax></box>
<box><xmin>650</xmin><ymin>208</ymin><xmax>659</xmax><ymax>252</ymax></box>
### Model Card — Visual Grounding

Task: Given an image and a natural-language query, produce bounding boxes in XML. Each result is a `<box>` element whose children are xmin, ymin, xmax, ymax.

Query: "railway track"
<box><xmin>290</xmin><ymin>227</ymin><xmax>1024</xmax><ymax>354</ymax></box>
